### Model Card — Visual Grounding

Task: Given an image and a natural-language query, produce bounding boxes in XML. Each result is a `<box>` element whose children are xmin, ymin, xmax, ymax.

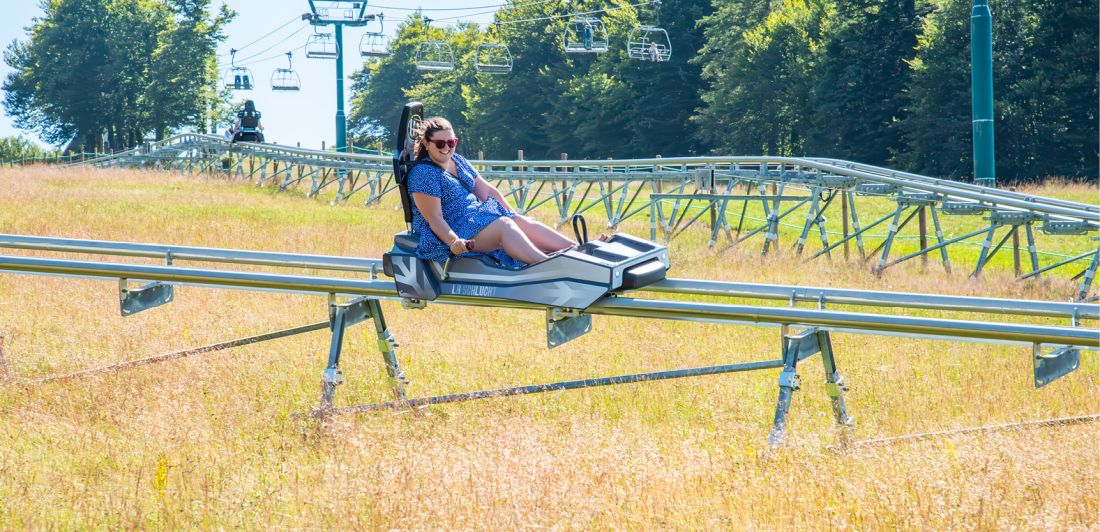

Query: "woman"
<box><xmin>407</xmin><ymin>117</ymin><xmax>575</xmax><ymax>268</ymax></box>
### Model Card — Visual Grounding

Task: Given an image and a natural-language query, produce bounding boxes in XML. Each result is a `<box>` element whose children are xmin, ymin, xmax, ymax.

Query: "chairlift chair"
<box><xmin>415</xmin><ymin>41</ymin><xmax>455</xmax><ymax>72</ymax></box>
<box><xmin>359</xmin><ymin>14</ymin><xmax>391</xmax><ymax>57</ymax></box>
<box><xmin>270</xmin><ymin>52</ymin><xmax>301</xmax><ymax>91</ymax></box>
<box><xmin>359</xmin><ymin>33</ymin><xmax>391</xmax><ymax>57</ymax></box>
<box><xmin>223</xmin><ymin>49</ymin><xmax>254</xmax><ymax>90</ymax></box>
<box><xmin>306</xmin><ymin>33</ymin><xmax>339</xmax><ymax>59</ymax></box>
<box><xmin>626</xmin><ymin>26</ymin><xmax>672</xmax><ymax>62</ymax></box>
<box><xmin>475</xmin><ymin>43</ymin><xmax>512</xmax><ymax>74</ymax></box>
<box><xmin>563</xmin><ymin>17</ymin><xmax>608</xmax><ymax>53</ymax></box>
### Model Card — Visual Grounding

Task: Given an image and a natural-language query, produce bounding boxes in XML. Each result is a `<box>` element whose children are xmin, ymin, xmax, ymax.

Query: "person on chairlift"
<box><xmin>406</xmin><ymin>117</ymin><xmax>577</xmax><ymax>268</ymax></box>
<box><xmin>230</xmin><ymin>99</ymin><xmax>264</xmax><ymax>143</ymax></box>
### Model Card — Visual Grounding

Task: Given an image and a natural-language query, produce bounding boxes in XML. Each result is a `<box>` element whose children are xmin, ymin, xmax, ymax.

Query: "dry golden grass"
<box><xmin>0</xmin><ymin>166</ymin><xmax>1097</xmax><ymax>528</ymax></box>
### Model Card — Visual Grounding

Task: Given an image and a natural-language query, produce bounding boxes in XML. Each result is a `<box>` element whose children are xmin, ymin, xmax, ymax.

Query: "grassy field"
<box><xmin>0</xmin><ymin>166</ymin><xmax>1097</xmax><ymax>528</ymax></box>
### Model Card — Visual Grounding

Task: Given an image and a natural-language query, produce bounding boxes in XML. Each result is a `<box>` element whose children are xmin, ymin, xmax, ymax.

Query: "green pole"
<box><xmin>335</xmin><ymin>23</ymin><xmax>347</xmax><ymax>153</ymax></box>
<box><xmin>971</xmin><ymin>0</ymin><xmax>995</xmax><ymax>187</ymax></box>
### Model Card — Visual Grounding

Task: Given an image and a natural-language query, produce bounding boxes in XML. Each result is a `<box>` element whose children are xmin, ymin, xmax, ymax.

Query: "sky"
<box><xmin>0</xmin><ymin>1</ymin><xmax>501</xmax><ymax>149</ymax></box>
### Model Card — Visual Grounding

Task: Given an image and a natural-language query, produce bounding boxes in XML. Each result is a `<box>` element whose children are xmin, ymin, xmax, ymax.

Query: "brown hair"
<box><xmin>413</xmin><ymin>116</ymin><xmax>454</xmax><ymax>160</ymax></box>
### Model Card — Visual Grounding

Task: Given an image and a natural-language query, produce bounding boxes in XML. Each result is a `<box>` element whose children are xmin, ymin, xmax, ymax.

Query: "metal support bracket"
<box><xmin>118</xmin><ymin>278</ymin><xmax>174</xmax><ymax>316</ymax></box>
<box><xmin>546</xmin><ymin>307</ymin><xmax>593</xmax><ymax>349</ymax></box>
<box><xmin>328</xmin><ymin>296</ymin><xmax>372</xmax><ymax>330</ymax></box>
<box><xmin>1033</xmin><ymin>344</ymin><xmax>1080</xmax><ymax>388</ymax></box>
<box><xmin>1042</xmin><ymin>219</ymin><xmax>1094</xmax><ymax>236</ymax></box>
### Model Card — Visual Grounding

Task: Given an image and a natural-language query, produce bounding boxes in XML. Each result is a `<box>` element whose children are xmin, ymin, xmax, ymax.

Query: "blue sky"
<box><xmin>0</xmin><ymin>1</ymin><xmax>500</xmax><ymax>149</ymax></box>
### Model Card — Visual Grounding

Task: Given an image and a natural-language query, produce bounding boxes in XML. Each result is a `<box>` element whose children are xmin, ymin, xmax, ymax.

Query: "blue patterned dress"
<box><xmin>406</xmin><ymin>153</ymin><xmax>525</xmax><ymax>269</ymax></box>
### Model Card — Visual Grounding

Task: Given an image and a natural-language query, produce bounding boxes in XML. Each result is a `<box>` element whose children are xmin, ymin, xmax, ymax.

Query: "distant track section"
<box><xmin>80</xmin><ymin>134</ymin><xmax>1100</xmax><ymax>300</ymax></box>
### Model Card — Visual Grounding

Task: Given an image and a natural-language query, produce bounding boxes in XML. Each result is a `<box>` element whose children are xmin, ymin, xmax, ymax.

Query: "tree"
<box><xmin>899</xmin><ymin>0</ymin><xmax>1098</xmax><ymax>180</ymax></box>
<box><xmin>694</xmin><ymin>0</ymin><xmax>833</xmax><ymax>155</ymax></box>
<box><xmin>3</xmin><ymin>0</ymin><xmax>233</xmax><ymax>150</ymax></box>
<box><xmin>806</xmin><ymin>0</ymin><xmax>919</xmax><ymax>165</ymax></box>
<box><xmin>145</xmin><ymin>0</ymin><xmax>234</xmax><ymax>140</ymax></box>
<box><xmin>0</xmin><ymin>136</ymin><xmax>44</xmax><ymax>161</ymax></box>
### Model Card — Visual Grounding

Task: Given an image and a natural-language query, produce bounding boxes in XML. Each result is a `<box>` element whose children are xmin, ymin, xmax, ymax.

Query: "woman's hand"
<box><xmin>449</xmin><ymin>238</ymin><xmax>473</xmax><ymax>255</ymax></box>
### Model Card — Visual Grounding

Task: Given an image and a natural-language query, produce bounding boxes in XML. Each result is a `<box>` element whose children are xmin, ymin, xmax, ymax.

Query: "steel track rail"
<box><xmin>475</xmin><ymin>156</ymin><xmax>1099</xmax><ymax>222</ymax></box>
<box><xmin>807</xmin><ymin>157</ymin><xmax>1100</xmax><ymax>214</ymax></box>
<box><xmin>91</xmin><ymin>134</ymin><xmax>1098</xmax><ymax>223</ymax></box>
<box><xmin>1</xmin><ymin>233</ymin><xmax>1094</xmax><ymax>320</ymax></box>
<box><xmin>0</xmin><ymin>254</ymin><xmax>1095</xmax><ymax>347</ymax></box>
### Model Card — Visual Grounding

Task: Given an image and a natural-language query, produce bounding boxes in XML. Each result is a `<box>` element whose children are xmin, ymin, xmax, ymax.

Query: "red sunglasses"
<box><xmin>428</xmin><ymin>137</ymin><xmax>459</xmax><ymax>149</ymax></box>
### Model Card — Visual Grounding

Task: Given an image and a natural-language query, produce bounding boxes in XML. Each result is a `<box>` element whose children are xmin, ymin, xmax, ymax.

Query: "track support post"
<box><xmin>319</xmin><ymin>296</ymin><xmax>407</xmax><ymax>412</ymax></box>
<box><xmin>768</xmin><ymin>327</ymin><xmax>850</xmax><ymax>446</ymax></box>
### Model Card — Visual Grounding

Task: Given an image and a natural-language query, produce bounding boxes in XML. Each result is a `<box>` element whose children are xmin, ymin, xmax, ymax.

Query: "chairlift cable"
<box><xmin>433</xmin><ymin>0</ymin><xmax>656</xmax><ymax>25</ymax></box>
<box><xmin>371</xmin><ymin>0</ymin><xmax>559</xmax><ymax>12</ymax></box>
<box><xmin>218</xmin><ymin>15</ymin><xmax>303</xmax><ymax>57</ymax></box>
<box><xmin>235</xmin><ymin>43</ymin><xmax>308</xmax><ymax>68</ymax></box>
<box><xmin>235</xmin><ymin>24</ymin><xmax>309</xmax><ymax>63</ymax></box>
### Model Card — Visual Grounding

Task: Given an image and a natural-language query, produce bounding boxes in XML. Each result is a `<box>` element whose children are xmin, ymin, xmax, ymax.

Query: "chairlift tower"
<box><xmin>302</xmin><ymin>1</ymin><xmax>378</xmax><ymax>154</ymax></box>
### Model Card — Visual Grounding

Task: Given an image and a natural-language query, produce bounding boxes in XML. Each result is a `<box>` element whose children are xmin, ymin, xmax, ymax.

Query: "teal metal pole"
<box><xmin>971</xmin><ymin>0</ymin><xmax>995</xmax><ymax>187</ymax></box>
<box><xmin>335</xmin><ymin>24</ymin><xmax>347</xmax><ymax>153</ymax></box>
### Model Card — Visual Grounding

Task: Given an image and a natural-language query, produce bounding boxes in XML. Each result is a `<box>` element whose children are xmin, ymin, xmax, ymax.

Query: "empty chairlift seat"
<box><xmin>306</xmin><ymin>33</ymin><xmax>339</xmax><ymax>59</ymax></box>
<box><xmin>475</xmin><ymin>43</ymin><xmax>512</xmax><ymax>74</ymax></box>
<box><xmin>270</xmin><ymin>52</ymin><xmax>301</xmax><ymax>91</ymax></box>
<box><xmin>415</xmin><ymin>41</ymin><xmax>455</xmax><ymax>71</ymax></box>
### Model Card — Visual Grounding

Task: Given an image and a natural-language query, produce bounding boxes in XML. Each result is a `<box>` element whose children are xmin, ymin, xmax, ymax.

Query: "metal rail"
<box><xmin>808</xmin><ymin>157</ymin><xmax>1100</xmax><ymax>214</ymax></box>
<box><xmin>0</xmin><ymin>254</ymin><xmax>1095</xmax><ymax>347</ymax></box>
<box><xmin>2</xmin><ymin>233</ymin><xmax>1094</xmax><ymax>321</ymax></box>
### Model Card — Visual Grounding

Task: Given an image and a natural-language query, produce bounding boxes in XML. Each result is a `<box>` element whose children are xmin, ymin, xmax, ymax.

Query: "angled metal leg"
<box><xmin>319</xmin><ymin>297</ymin><xmax>407</xmax><ymax>411</ymax></box>
<box><xmin>814</xmin><ymin>192</ymin><xmax>834</xmax><ymax>259</ymax></box>
<box><xmin>970</xmin><ymin>222</ymin><xmax>1002</xmax><ymax>279</ymax></box>
<box><xmin>848</xmin><ymin>191</ymin><xmax>867</xmax><ymax>259</ymax></box>
<box><xmin>769</xmin><ymin>327</ymin><xmax>807</xmax><ymax>446</ymax></box>
<box><xmin>1024</xmin><ymin>223</ymin><xmax>1040</xmax><ymax>278</ymax></box>
<box><xmin>320</xmin><ymin>305</ymin><xmax>348</xmax><ymax>411</ymax></box>
<box><xmin>769</xmin><ymin>328</ymin><xmax>846</xmax><ymax>446</ymax></box>
<box><xmin>763</xmin><ymin>183</ymin><xmax>785</xmax><ymax>255</ymax></box>
<box><xmin>795</xmin><ymin>188</ymin><xmax>821</xmax><ymax>254</ymax></box>
<box><xmin>930</xmin><ymin>206</ymin><xmax>952</xmax><ymax>273</ymax></box>
<box><xmin>874</xmin><ymin>204</ymin><xmax>906</xmax><ymax>272</ymax></box>
<box><xmin>1076</xmin><ymin>244</ymin><xmax>1100</xmax><ymax>302</ymax></box>
<box><xmin>817</xmin><ymin>330</ymin><xmax>852</xmax><ymax>447</ymax></box>
<box><xmin>367</xmin><ymin>299</ymin><xmax>408</xmax><ymax>401</ymax></box>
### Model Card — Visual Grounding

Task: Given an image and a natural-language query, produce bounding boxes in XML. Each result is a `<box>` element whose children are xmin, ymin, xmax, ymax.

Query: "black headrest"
<box><xmin>393</xmin><ymin>102</ymin><xmax>424</xmax><ymax>225</ymax></box>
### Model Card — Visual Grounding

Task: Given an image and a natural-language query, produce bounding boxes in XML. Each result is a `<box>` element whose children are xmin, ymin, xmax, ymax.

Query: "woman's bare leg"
<box><xmin>512</xmin><ymin>215</ymin><xmax>575</xmax><ymax>252</ymax></box>
<box><xmin>470</xmin><ymin>218</ymin><xmax>548</xmax><ymax>264</ymax></box>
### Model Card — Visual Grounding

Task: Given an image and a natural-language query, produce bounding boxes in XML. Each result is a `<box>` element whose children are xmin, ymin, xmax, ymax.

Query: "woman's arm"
<box><xmin>473</xmin><ymin>176</ymin><xmax>515</xmax><ymax>212</ymax></box>
<box><xmin>411</xmin><ymin>192</ymin><xmax>469</xmax><ymax>255</ymax></box>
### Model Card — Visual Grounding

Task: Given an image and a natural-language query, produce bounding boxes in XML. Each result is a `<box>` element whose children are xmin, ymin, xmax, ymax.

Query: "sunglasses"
<box><xmin>427</xmin><ymin>137</ymin><xmax>459</xmax><ymax>150</ymax></box>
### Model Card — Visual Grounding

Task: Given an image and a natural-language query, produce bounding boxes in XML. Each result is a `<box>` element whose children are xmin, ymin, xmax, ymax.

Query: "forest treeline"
<box><xmin>3</xmin><ymin>0</ymin><xmax>1097</xmax><ymax>180</ymax></box>
<box><xmin>351</xmin><ymin>0</ymin><xmax>1097</xmax><ymax>181</ymax></box>
<box><xmin>2</xmin><ymin>0</ymin><xmax>233</xmax><ymax>152</ymax></box>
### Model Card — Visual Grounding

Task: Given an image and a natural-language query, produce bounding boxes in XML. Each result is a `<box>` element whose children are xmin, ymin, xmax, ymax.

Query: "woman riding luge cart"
<box><xmin>229</xmin><ymin>100</ymin><xmax>265</xmax><ymax>143</ymax></box>
<box><xmin>383</xmin><ymin>102</ymin><xmax>670</xmax><ymax>310</ymax></box>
